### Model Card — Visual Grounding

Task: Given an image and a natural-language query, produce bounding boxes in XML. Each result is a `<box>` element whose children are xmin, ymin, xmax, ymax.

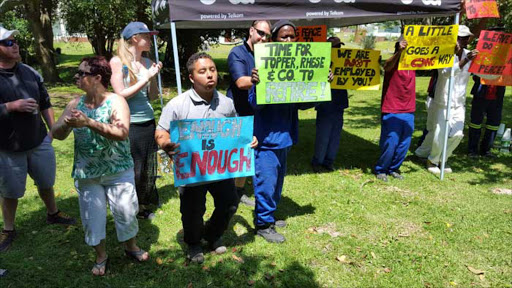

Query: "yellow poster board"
<box><xmin>331</xmin><ymin>48</ymin><xmax>381</xmax><ymax>90</ymax></box>
<box><xmin>399</xmin><ymin>25</ymin><xmax>458</xmax><ymax>70</ymax></box>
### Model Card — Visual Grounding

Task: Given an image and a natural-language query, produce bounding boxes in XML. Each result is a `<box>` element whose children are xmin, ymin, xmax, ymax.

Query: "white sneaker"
<box><xmin>426</xmin><ymin>160</ymin><xmax>440</xmax><ymax>174</ymax></box>
<box><xmin>443</xmin><ymin>164</ymin><xmax>452</xmax><ymax>173</ymax></box>
<box><xmin>427</xmin><ymin>166</ymin><xmax>441</xmax><ymax>174</ymax></box>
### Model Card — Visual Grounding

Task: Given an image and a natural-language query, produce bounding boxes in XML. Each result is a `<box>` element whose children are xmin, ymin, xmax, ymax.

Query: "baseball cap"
<box><xmin>458</xmin><ymin>25</ymin><xmax>473</xmax><ymax>37</ymax></box>
<box><xmin>0</xmin><ymin>26</ymin><xmax>19</xmax><ymax>41</ymax></box>
<box><xmin>121</xmin><ymin>22</ymin><xmax>158</xmax><ymax>40</ymax></box>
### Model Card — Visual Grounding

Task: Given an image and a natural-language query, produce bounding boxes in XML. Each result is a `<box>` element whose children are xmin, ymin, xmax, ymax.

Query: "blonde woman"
<box><xmin>110</xmin><ymin>22</ymin><xmax>162</xmax><ymax>219</ymax></box>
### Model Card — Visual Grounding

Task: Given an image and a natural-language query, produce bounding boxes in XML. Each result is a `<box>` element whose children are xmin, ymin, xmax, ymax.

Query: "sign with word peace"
<box><xmin>330</xmin><ymin>48</ymin><xmax>381</xmax><ymax>90</ymax></box>
<box><xmin>481</xmin><ymin>75</ymin><xmax>512</xmax><ymax>87</ymax></box>
<box><xmin>254</xmin><ymin>42</ymin><xmax>331</xmax><ymax>104</ymax></box>
<box><xmin>398</xmin><ymin>25</ymin><xmax>458</xmax><ymax>70</ymax></box>
<box><xmin>469</xmin><ymin>30</ymin><xmax>512</xmax><ymax>76</ymax></box>
<box><xmin>465</xmin><ymin>0</ymin><xmax>500</xmax><ymax>19</ymax></box>
<box><xmin>296</xmin><ymin>25</ymin><xmax>327</xmax><ymax>42</ymax></box>
<box><xmin>170</xmin><ymin>116</ymin><xmax>254</xmax><ymax>187</ymax></box>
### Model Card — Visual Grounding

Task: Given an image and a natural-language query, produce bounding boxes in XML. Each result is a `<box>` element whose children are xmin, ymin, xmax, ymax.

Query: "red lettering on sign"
<box><xmin>191</xmin><ymin>151</ymin><xmax>208</xmax><ymax>176</ymax></box>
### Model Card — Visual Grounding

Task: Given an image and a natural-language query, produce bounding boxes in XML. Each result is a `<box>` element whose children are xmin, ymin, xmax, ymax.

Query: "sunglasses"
<box><xmin>253</xmin><ymin>28</ymin><xmax>271</xmax><ymax>40</ymax></box>
<box><xmin>0</xmin><ymin>39</ymin><xmax>17</xmax><ymax>47</ymax></box>
<box><xmin>76</xmin><ymin>70</ymin><xmax>95</xmax><ymax>77</ymax></box>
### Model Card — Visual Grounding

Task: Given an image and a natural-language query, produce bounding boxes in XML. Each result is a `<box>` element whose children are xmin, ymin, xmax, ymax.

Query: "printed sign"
<box><xmin>331</xmin><ymin>48</ymin><xmax>381</xmax><ymax>90</ymax></box>
<box><xmin>399</xmin><ymin>25</ymin><xmax>458</xmax><ymax>70</ymax></box>
<box><xmin>481</xmin><ymin>75</ymin><xmax>512</xmax><ymax>86</ymax></box>
<box><xmin>254</xmin><ymin>42</ymin><xmax>331</xmax><ymax>104</ymax></box>
<box><xmin>170</xmin><ymin>116</ymin><xmax>254</xmax><ymax>187</ymax></box>
<box><xmin>465</xmin><ymin>0</ymin><xmax>500</xmax><ymax>19</ymax></box>
<box><xmin>469</xmin><ymin>30</ymin><xmax>512</xmax><ymax>76</ymax></box>
<box><xmin>296</xmin><ymin>25</ymin><xmax>327</xmax><ymax>42</ymax></box>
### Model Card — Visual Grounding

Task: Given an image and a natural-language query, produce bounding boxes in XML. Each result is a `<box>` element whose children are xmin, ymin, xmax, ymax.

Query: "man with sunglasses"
<box><xmin>0</xmin><ymin>26</ymin><xmax>76</xmax><ymax>252</ymax></box>
<box><xmin>226</xmin><ymin>20</ymin><xmax>271</xmax><ymax>207</ymax></box>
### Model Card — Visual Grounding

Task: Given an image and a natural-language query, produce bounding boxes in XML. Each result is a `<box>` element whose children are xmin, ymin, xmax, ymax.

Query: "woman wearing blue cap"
<box><xmin>110</xmin><ymin>22</ymin><xmax>162</xmax><ymax>219</ymax></box>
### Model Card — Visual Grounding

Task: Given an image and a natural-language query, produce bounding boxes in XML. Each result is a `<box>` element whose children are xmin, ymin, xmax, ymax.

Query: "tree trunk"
<box><xmin>24</xmin><ymin>0</ymin><xmax>62</xmax><ymax>83</ymax></box>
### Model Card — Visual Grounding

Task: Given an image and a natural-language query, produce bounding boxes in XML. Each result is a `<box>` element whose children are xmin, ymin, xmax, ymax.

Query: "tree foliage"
<box><xmin>60</xmin><ymin>0</ymin><xmax>151</xmax><ymax>59</ymax></box>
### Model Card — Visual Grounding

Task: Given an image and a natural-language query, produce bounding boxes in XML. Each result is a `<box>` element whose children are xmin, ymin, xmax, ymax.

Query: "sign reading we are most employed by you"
<box><xmin>255</xmin><ymin>42</ymin><xmax>331</xmax><ymax>104</ymax></box>
<box><xmin>331</xmin><ymin>48</ymin><xmax>381</xmax><ymax>90</ymax></box>
<box><xmin>399</xmin><ymin>25</ymin><xmax>458</xmax><ymax>70</ymax></box>
<box><xmin>170</xmin><ymin>116</ymin><xmax>254</xmax><ymax>187</ymax></box>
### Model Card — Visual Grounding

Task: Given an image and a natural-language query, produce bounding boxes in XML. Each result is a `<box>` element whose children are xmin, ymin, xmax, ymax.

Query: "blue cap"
<box><xmin>121</xmin><ymin>22</ymin><xmax>158</xmax><ymax>39</ymax></box>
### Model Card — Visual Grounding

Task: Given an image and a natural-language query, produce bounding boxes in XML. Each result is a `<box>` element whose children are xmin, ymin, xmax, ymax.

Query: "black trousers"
<box><xmin>179</xmin><ymin>179</ymin><xmax>239</xmax><ymax>245</ymax></box>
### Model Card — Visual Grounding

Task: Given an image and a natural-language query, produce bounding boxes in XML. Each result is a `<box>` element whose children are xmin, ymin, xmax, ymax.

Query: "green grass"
<box><xmin>1</xmin><ymin>42</ymin><xmax>511</xmax><ymax>288</ymax></box>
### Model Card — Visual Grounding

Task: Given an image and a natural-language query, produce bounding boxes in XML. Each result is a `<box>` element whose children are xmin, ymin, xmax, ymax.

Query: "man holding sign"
<box><xmin>249</xmin><ymin>20</ymin><xmax>318</xmax><ymax>243</ymax></box>
<box><xmin>374</xmin><ymin>38</ymin><xmax>416</xmax><ymax>182</ymax></box>
<box><xmin>415</xmin><ymin>25</ymin><xmax>478</xmax><ymax>174</ymax></box>
<box><xmin>227</xmin><ymin>20</ymin><xmax>271</xmax><ymax>207</ymax></box>
<box><xmin>155</xmin><ymin>52</ymin><xmax>258</xmax><ymax>263</ymax></box>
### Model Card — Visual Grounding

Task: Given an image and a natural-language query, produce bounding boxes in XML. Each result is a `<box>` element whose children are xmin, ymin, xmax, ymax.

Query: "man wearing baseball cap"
<box><xmin>415</xmin><ymin>24</ymin><xmax>479</xmax><ymax>174</ymax></box>
<box><xmin>0</xmin><ymin>26</ymin><xmax>76</xmax><ymax>252</ymax></box>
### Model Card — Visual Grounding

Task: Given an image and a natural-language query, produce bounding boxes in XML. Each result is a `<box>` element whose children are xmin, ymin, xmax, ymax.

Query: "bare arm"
<box><xmin>155</xmin><ymin>129</ymin><xmax>180</xmax><ymax>157</ymax></box>
<box><xmin>64</xmin><ymin>94</ymin><xmax>130</xmax><ymax>141</ymax></box>
<box><xmin>110</xmin><ymin>56</ymin><xmax>153</xmax><ymax>99</ymax></box>
<box><xmin>383</xmin><ymin>40</ymin><xmax>407</xmax><ymax>72</ymax></box>
<box><xmin>235</xmin><ymin>76</ymin><xmax>254</xmax><ymax>90</ymax></box>
<box><xmin>51</xmin><ymin>97</ymin><xmax>80</xmax><ymax>140</ymax></box>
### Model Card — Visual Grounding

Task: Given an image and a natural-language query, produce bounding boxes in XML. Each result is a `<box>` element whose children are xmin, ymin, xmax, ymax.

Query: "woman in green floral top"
<box><xmin>52</xmin><ymin>57</ymin><xmax>149</xmax><ymax>276</ymax></box>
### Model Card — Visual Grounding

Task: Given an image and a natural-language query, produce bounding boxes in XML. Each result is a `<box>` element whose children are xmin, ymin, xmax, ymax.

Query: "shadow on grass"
<box><xmin>291</xmin><ymin>118</ymin><xmax>381</xmax><ymax>175</ymax></box>
<box><xmin>0</xmin><ymin>195</ymin><xmax>160</xmax><ymax>287</ymax></box>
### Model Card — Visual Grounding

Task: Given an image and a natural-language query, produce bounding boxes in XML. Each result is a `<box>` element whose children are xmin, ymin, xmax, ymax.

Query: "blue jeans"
<box><xmin>253</xmin><ymin>148</ymin><xmax>289</xmax><ymax>226</ymax></box>
<box><xmin>312</xmin><ymin>109</ymin><xmax>344</xmax><ymax>167</ymax></box>
<box><xmin>375</xmin><ymin>113</ymin><xmax>414</xmax><ymax>174</ymax></box>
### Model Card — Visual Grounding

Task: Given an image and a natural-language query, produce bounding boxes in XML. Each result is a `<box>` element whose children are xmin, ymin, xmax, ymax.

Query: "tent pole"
<box><xmin>440</xmin><ymin>13</ymin><xmax>460</xmax><ymax>180</ymax></box>
<box><xmin>153</xmin><ymin>35</ymin><xmax>164</xmax><ymax>108</ymax></box>
<box><xmin>171</xmin><ymin>22</ymin><xmax>182</xmax><ymax>95</ymax></box>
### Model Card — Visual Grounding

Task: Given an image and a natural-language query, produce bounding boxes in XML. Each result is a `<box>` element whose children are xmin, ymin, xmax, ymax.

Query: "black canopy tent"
<box><xmin>150</xmin><ymin>0</ymin><xmax>462</xmax><ymax>180</ymax></box>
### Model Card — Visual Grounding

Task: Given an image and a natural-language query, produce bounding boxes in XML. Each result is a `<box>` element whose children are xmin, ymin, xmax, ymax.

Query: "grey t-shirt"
<box><xmin>157</xmin><ymin>88</ymin><xmax>237</xmax><ymax>132</ymax></box>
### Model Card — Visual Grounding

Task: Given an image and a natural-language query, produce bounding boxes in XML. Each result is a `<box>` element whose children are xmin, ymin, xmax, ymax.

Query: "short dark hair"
<box><xmin>186</xmin><ymin>52</ymin><xmax>213</xmax><ymax>74</ymax></box>
<box><xmin>80</xmin><ymin>56</ymin><xmax>111</xmax><ymax>88</ymax></box>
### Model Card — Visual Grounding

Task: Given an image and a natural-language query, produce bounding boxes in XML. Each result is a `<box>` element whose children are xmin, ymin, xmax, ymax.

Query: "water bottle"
<box><xmin>157</xmin><ymin>149</ymin><xmax>171</xmax><ymax>174</ymax></box>
<box><xmin>500</xmin><ymin>128</ymin><xmax>511</xmax><ymax>153</ymax></box>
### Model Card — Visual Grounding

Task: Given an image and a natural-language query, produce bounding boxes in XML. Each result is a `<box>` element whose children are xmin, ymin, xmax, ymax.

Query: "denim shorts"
<box><xmin>0</xmin><ymin>136</ymin><xmax>56</xmax><ymax>199</ymax></box>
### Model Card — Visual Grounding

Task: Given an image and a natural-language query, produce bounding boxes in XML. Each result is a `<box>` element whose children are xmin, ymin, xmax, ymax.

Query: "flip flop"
<box><xmin>92</xmin><ymin>257</ymin><xmax>109</xmax><ymax>276</ymax></box>
<box><xmin>124</xmin><ymin>248</ymin><xmax>149</xmax><ymax>262</ymax></box>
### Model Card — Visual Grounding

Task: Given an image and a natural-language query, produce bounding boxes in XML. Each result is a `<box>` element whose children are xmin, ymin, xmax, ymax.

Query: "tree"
<box><xmin>61</xmin><ymin>0</ymin><xmax>150</xmax><ymax>59</ymax></box>
<box><xmin>24</xmin><ymin>0</ymin><xmax>61</xmax><ymax>82</ymax></box>
<box><xmin>1</xmin><ymin>0</ymin><xmax>61</xmax><ymax>82</ymax></box>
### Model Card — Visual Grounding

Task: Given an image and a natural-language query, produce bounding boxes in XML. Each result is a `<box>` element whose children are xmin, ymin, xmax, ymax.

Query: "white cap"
<box><xmin>458</xmin><ymin>25</ymin><xmax>473</xmax><ymax>37</ymax></box>
<box><xmin>0</xmin><ymin>26</ymin><xmax>20</xmax><ymax>41</ymax></box>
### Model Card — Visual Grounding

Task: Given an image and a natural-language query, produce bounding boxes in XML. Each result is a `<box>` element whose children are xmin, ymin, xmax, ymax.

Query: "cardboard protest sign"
<box><xmin>465</xmin><ymin>0</ymin><xmax>500</xmax><ymax>19</ymax></box>
<box><xmin>331</xmin><ymin>48</ymin><xmax>381</xmax><ymax>90</ymax></box>
<box><xmin>399</xmin><ymin>25</ymin><xmax>458</xmax><ymax>70</ymax></box>
<box><xmin>469</xmin><ymin>30</ymin><xmax>512</xmax><ymax>76</ymax></box>
<box><xmin>481</xmin><ymin>75</ymin><xmax>512</xmax><ymax>86</ymax></box>
<box><xmin>254</xmin><ymin>42</ymin><xmax>331</xmax><ymax>104</ymax></box>
<box><xmin>296</xmin><ymin>25</ymin><xmax>327</xmax><ymax>42</ymax></box>
<box><xmin>170</xmin><ymin>116</ymin><xmax>254</xmax><ymax>187</ymax></box>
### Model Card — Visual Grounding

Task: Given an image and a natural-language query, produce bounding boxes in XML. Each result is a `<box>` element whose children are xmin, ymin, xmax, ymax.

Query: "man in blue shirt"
<box><xmin>249</xmin><ymin>20</ymin><xmax>314</xmax><ymax>243</ymax></box>
<box><xmin>311</xmin><ymin>36</ymin><xmax>348</xmax><ymax>172</ymax></box>
<box><xmin>227</xmin><ymin>20</ymin><xmax>271</xmax><ymax>207</ymax></box>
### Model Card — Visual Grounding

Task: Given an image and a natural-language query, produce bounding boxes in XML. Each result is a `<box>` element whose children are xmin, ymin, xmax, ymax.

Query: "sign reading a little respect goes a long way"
<box><xmin>254</xmin><ymin>42</ymin><xmax>331</xmax><ymax>104</ymax></box>
<box><xmin>399</xmin><ymin>25</ymin><xmax>458</xmax><ymax>70</ymax></box>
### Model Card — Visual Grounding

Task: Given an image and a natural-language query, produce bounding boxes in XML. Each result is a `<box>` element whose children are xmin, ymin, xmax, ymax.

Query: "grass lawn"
<box><xmin>1</xmin><ymin>42</ymin><xmax>511</xmax><ymax>288</ymax></box>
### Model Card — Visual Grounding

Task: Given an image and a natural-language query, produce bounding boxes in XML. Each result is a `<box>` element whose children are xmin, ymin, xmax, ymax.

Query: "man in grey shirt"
<box><xmin>155</xmin><ymin>52</ymin><xmax>257</xmax><ymax>264</ymax></box>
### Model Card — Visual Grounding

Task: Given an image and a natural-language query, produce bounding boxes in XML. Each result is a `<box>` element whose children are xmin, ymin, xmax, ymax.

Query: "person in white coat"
<box><xmin>415</xmin><ymin>25</ymin><xmax>478</xmax><ymax>174</ymax></box>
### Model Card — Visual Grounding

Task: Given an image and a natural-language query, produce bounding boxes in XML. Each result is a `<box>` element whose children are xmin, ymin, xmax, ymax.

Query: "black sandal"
<box><xmin>125</xmin><ymin>249</ymin><xmax>149</xmax><ymax>262</ymax></box>
<box><xmin>92</xmin><ymin>257</ymin><xmax>109</xmax><ymax>276</ymax></box>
